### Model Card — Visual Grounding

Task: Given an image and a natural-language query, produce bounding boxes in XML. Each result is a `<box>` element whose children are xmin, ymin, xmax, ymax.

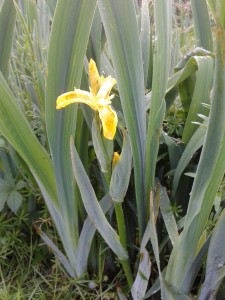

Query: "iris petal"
<box><xmin>56</xmin><ymin>90</ymin><xmax>95</xmax><ymax>110</ymax></box>
<box><xmin>89</xmin><ymin>59</ymin><xmax>101</xmax><ymax>96</ymax></box>
<box><xmin>98</xmin><ymin>106</ymin><xmax>118</xmax><ymax>140</ymax></box>
<box><xmin>97</xmin><ymin>76</ymin><xmax>117</xmax><ymax>100</ymax></box>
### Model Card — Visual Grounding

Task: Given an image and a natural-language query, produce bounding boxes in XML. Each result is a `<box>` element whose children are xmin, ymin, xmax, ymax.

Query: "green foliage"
<box><xmin>164</xmin><ymin>103</ymin><xmax>186</xmax><ymax>137</ymax></box>
<box><xmin>1</xmin><ymin>0</ymin><xmax>225</xmax><ymax>299</ymax></box>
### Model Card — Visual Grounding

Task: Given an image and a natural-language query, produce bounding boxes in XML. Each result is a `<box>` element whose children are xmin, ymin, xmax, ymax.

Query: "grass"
<box><xmin>0</xmin><ymin>210</ymin><xmax>125</xmax><ymax>299</ymax></box>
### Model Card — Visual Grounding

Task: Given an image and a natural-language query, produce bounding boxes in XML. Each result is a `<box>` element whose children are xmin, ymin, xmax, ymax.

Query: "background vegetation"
<box><xmin>0</xmin><ymin>0</ymin><xmax>225</xmax><ymax>299</ymax></box>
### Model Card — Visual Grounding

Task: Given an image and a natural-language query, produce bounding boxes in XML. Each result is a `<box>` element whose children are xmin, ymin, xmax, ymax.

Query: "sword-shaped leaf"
<box><xmin>70</xmin><ymin>138</ymin><xmax>128</xmax><ymax>261</ymax></box>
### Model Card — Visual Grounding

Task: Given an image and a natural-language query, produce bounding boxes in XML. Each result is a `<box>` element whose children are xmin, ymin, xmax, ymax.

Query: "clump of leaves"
<box><xmin>169</xmin><ymin>202</ymin><xmax>183</xmax><ymax>219</ymax></box>
<box><xmin>164</xmin><ymin>102</ymin><xmax>186</xmax><ymax>137</ymax></box>
<box><xmin>0</xmin><ymin>175</ymin><xmax>26</xmax><ymax>213</ymax></box>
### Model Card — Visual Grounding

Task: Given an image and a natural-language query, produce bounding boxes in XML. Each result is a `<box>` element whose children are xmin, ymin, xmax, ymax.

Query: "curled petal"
<box><xmin>56</xmin><ymin>90</ymin><xmax>96</xmax><ymax>110</ymax></box>
<box><xmin>89</xmin><ymin>59</ymin><xmax>101</xmax><ymax>96</ymax></box>
<box><xmin>112</xmin><ymin>152</ymin><xmax>120</xmax><ymax>170</ymax></box>
<box><xmin>98</xmin><ymin>106</ymin><xmax>118</xmax><ymax>140</ymax></box>
<box><xmin>97</xmin><ymin>76</ymin><xmax>117</xmax><ymax>100</ymax></box>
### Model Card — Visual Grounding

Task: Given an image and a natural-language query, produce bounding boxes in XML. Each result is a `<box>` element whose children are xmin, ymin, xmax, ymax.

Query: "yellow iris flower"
<box><xmin>56</xmin><ymin>59</ymin><xmax>118</xmax><ymax>140</ymax></box>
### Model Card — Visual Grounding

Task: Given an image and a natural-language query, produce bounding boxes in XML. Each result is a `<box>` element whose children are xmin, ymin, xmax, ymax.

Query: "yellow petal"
<box><xmin>56</xmin><ymin>90</ymin><xmax>96</xmax><ymax>110</ymax></box>
<box><xmin>98</xmin><ymin>106</ymin><xmax>118</xmax><ymax>140</ymax></box>
<box><xmin>89</xmin><ymin>59</ymin><xmax>101</xmax><ymax>96</ymax></box>
<box><xmin>97</xmin><ymin>76</ymin><xmax>117</xmax><ymax>100</ymax></box>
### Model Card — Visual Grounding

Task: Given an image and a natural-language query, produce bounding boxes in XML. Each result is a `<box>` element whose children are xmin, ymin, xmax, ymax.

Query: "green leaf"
<box><xmin>145</xmin><ymin>0</ymin><xmax>172</xmax><ymax>199</ymax></box>
<box><xmin>148</xmin><ymin>189</ymin><xmax>173</xmax><ymax>300</ymax></box>
<box><xmin>0</xmin><ymin>177</ymin><xmax>10</xmax><ymax>192</ymax></box>
<box><xmin>16</xmin><ymin>180</ymin><xmax>26</xmax><ymax>190</ymax></box>
<box><xmin>182</xmin><ymin>56</ymin><xmax>214</xmax><ymax>144</ymax></box>
<box><xmin>0</xmin><ymin>138</ymin><xmax>5</xmax><ymax>148</ymax></box>
<box><xmin>159</xmin><ymin>184</ymin><xmax>179</xmax><ymax>246</ymax></box>
<box><xmin>131</xmin><ymin>223</ymin><xmax>151</xmax><ymax>300</ymax></box>
<box><xmin>75</xmin><ymin>194</ymin><xmax>113</xmax><ymax>276</ymax></box>
<box><xmin>98</xmin><ymin>0</ymin><xmax>147</xmax><ymax>237</ymax></box>
<box><xmin>172</xmin><ymin>123</ymin><xmax>207</xmax><ymax>196</ymax></box>
<box><xmin>70</xmin><ymin>138</ymin><xmax>128</xmax><ymax>261</ymax></box>
<box><xmin>7</xmin><ymin>190</ymin><xmax>22</xmax><ymax>213</ymax></box>
<box><xmin>174</xmin><ymin>51</ymin><xmax>214</xmax><ymax>123</ymax></box>
<box><xmin>45</xmin><ymin>0</ymin><xmax>57</xmax><ymax>17</ymax></box>
<box><xmin>162</xmin><ymin>131</ymin><xmax>182</xmax><ymax>171</ymax></box>
<box><xmin>144</xmin><ymin>277</ymin><xmax>161</xmax><ymax>299</ymax></box>
<box><xmin>131</xmin><ymin>248</ymin><xmax>151</xmax><ymax>300</ymax></box>
<box><xmin>140</xmin><ymin>0</ymin><xmax>150</xmax><ymax>87</ymax></box>
<box><xmin>174</xmin><ymin>47</ymin><xmax>214</xmax><ymax>71</ymax></box>
<box><xmin>207</xmin><ymin>1</ymin><xmax>225</xmax><ymax>29</ymax></box>
<box><xmin>0</xmin><ymin>0</ymin><xmax>16</xmax><ymax>77</ymax></box>
<box><xmin>0</xmin><ymin>191</ymin><xmax>8</xmax><ymax>211</ymax></box>
<box><xmin>191</xmin><ymin>0</ymin><xmax>213</xmax><ymax>52</ymax></box>
<box><xmin>199</xmin><ymin>209</ymin><xmax>225</xmax><ymax>299</ymax></box>
<box><xmin>88</xmin><ymin>6</ymin><xmax>102</xmax><ymax>67</ymax></box>
<box><xmin>35</xmin><ymin>225</ymin><xmax>75</xmax><ymax>278</ymax></box>
<box><xmin>181</xmin><ymin>236</ymin><xmax>211</xmax><ymax>294</ymax></box>
<box><xmin>92</xmin><ymin>116</ymin><xmax>113</xmax><ymax>174</ymax></box>
<box><xmin>167</xmin><ymin>57</ymin><xmax>198</xmax><ymax>93</ymax></box>
<box><xmin>45</xmin><ymin>0</ymin><xmax>97</xmax><ymax>260</ymax></box>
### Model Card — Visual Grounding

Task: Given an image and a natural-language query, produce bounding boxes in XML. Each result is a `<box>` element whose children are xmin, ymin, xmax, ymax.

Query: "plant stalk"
<box><xmin>114</xmin><ymin>202</ymin><xmax>134</xmax><ymax>288</ymax></box>
<box><xmin>104</xmin><ymin>172</ymin><xmax>134</xmax><ymax>288</ymax></box>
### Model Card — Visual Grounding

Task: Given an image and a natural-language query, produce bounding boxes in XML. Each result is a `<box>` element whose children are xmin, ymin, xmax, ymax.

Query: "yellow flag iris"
<box><xmin>56</xmin><ymin>59</ymin><xmax>118</xmax><ymax>140</ymax></box>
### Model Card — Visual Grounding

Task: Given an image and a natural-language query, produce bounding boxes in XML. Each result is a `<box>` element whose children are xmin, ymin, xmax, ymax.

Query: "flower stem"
<box><xmin>104</xmin><ymin>172</ymin><xmax>133</xmax><ymax>288</ymax></box>
<box><xmin>114</xmin><ymin>202</ymin><xmax>134</xmax><ymax>288</ymax></box>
